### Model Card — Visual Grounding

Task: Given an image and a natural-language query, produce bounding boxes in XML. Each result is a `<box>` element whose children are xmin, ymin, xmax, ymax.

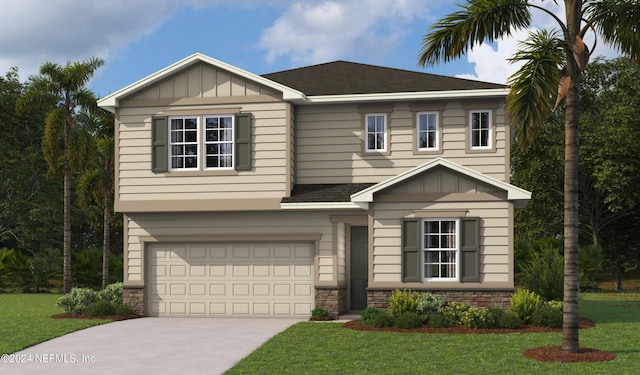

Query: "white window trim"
<box><xmin>169</xmin><ymin>116</ymin><xmax>200</xmax><ymax>171</ymax></box>
<box><xmin>365</xmin><ymin>113</ymin><xmax>387</xmax><ymax>153</ymax></box>
<box><xmin>469</xmin><ymin>110</ymin><xmax>492</xmax><ymax>150</ymax></box>
<box><xmin>416</xmin><ymin>111</ymin><xmax>439</xmax><ymax>151</ymax></box>
<box><xmin>203</xmin><ymin>114</ymin><xmax>235</xmax><ymax>171</ymax></box>
<box><xmin>421</xmin><ymin>218</ymin><xmax>460</xmax><ymax>282</ymax></box>
<box><xmin>168</xmin><ymin>114</ymin><xmax>235</xmax><ymax>172</ymax></box>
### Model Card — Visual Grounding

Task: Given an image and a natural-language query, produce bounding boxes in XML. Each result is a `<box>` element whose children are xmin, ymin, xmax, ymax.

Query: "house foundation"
<box><xmin>367</xmin><ymin>289</ymin><xmax>514</xmax><ymax>310</ymax></box>
<box><xmin>123</xmin><ymin>286</ymin><xmax>145</xmax><ymax>315</ymax></box>
<box><xmin>314</xmin><ymin>287</ymin><xmax>347</xmax><ymax>317</ymax></box>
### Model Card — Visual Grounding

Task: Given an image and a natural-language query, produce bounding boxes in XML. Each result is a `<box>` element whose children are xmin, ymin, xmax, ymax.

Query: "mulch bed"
<box><xmin>51</xmin><ymin>313</ymin><xmax>142</xmax><ymax>321</ymax></box>
<box><xmin>344</xmin><ymin>317</ymin><xmax>615</xmax><ymax>363</ymax></box>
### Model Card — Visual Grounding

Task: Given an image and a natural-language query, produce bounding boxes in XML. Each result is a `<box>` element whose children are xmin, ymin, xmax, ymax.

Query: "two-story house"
<box><xmin>98</xmin><ymin>53</ymin><xmax>530</xmax><ymax>318</ymax></box>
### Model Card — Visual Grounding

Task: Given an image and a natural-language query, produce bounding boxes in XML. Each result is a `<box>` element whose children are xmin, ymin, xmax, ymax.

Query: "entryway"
<box><xmin>349</xmin><ymin>226</ymin><xmax>368</xmax><ymax>311</ymax></box>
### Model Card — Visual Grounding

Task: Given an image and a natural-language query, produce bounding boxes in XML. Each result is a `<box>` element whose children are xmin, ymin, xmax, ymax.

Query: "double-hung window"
<box><xmin>469</xmin><ymin>110</ymin><xmax>491</xmax><ymax>149</ymax></box>
<box><xmin>365</xmin><ymin>113</ymin><xmax>387</xmax><ymax>152</ymax></box>
<box><xmin>417</xmin><ymin>112</ymin><xmax>439</xmax><ymax>151</ymax></box>
<box><xmin>169</xmin><ymin>115</ymin><xmax>234</xmax><ymax>171</ymax></box>
<box><xmin>422</xmin><ymin>219</ymin><xmax>460</xmax><ymax>281</ymax></box>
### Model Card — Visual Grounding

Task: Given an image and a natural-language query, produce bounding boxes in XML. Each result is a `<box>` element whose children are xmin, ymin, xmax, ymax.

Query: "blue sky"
<box><xmin>0</xmin><ymin>1</ymin><xmax>619</xmax><ymax>98</ymax></box>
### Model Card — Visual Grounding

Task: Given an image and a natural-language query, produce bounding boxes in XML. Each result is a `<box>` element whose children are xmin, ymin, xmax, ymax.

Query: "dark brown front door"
<box><xmin>350</xmin><ymin>226</ymin><xmax>368</xmax><ymax>311</ymax></box>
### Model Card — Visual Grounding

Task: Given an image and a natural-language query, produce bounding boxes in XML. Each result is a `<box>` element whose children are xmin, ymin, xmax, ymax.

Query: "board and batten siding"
<box><xmin>294</xmin><ymin>101</ymin><xmax>509</xmax><ymax>184</ymax></box>
<box><xmin>123</xmin><ymin>211</ymin><xmax>341</xmax><ymax>285</ymax></box>
<box><xmin>116</xmin><ymin>101</ymin><xmax>290</xmax><ymax>206</ymax></box>
<box><xmin>370</xmin><ymin>200</ymin><xmax>512</xmax><ymax>288</ymax></box>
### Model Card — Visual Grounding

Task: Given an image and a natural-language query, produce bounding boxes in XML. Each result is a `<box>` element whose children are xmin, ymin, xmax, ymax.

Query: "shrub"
<box><xmin>427</xmin><ymin>313</ymin><xmax>452</xmax><ymax>328</ymax></box>
<box><xmin>371</xmin><ymin>310</ymin><xmax>394</xmax><ymax>328</ymax></box>
<box><xmin>115</xmin><ymin>304</ymin><xmax>135</xmax><ymax>315</ymax></box>
<box><xmin>389</xmin><ymin>289</ymin><xmax>420</xmax><ymax>317</ymax></box>
<box><xmin>579</xmin><ymin>245</ymin><xmax>607</xmax><ymax>292</ymax></box>
<box><xmin>496</xmin><ymin>312</ymin><xmax>523</xmax><ymax>329</ymax></box>
<box><xmin>57</xmin><ymin>287</ymin><xmax>100</xmax><ymax>314</ymax></box>
<box><xmin>442</xmin><ymin>301</ymin><xmax>471</xmax><ymax>326</ymax></box>
<box><xmin>416</xmin><ymin>293</ymin><xmax>443</xmax><ymax>322</ymax></box>
<box><xmin>459</xmin><ymin>307</ymin><xmax>494</xmax><ymax>329</ymax></box>
<box><xmin>99</xmin><ymin>282</ymin><xmax>123</xmax><ymax>305</ymax></box>
<box><xmin>84</xmin><ymin>300</ymin><xmax>117</xmax><ymax>316</ymax></box>
<box><xmin>311</xmin><ymin>307</ymin><xmax>329</xmax><ymax>317</ymax></box>
<box><xmin>394</xmin><ymin>311</ymin><xmax>423</xmax><ymax>329</ymax></box>
<box><xmin>518</xmin><ymin>243</ymin><xmax>564</xmax><ymax>301</ymax></box>
<box><xmin>510</xmin><ymin>289</ymin><xmax>542</xmax><ymax>325</ymax></box>
<box><xmin>531</xmin><ymin>300</ymin><xmax>563</xmax><ymax>328</ymax></box>
<box><xmin>360</xmin><ymin>306</ymin><xmax>385</xmax><ymax>325</ymax></box>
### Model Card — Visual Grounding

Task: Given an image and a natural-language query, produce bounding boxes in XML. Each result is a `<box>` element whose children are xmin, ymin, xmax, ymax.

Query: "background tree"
<box><xmin>17</xmin><ymin>57</ymin><xmax>105</xmax><ymax>293</ymax></box>
<box><xmin>418</xmin><ymin>0</ymin><xmax>640</xmax><ymax>353</ymax></box>
<box><xmin>77</xmin><ymin>109</ymin><xmax>115</xmax><ymax>289</ymax></box>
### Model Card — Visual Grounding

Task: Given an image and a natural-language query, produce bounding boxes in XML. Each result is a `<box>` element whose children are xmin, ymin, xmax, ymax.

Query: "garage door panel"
<box><xmin>147</xmin><ymin>242</ymin><xmax>315</xmax><ymax>317</ymax></box>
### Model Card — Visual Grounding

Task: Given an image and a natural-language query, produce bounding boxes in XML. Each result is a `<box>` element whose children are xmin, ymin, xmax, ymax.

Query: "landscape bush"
<box><xmin>518</xmin><ymin>244</ymin><xmax>564</xmax><ymax>301</ymax></box>
<box><xmin>311</xmin><ymin>307</ymin><xmax>329</xmax><ymax>318</ymax></box>
<box><xmin>492</xmin><ymin>309</ymin><xmax>523</xmax><ymax>329</ymax></box>
<box><xmin>360</xmin><ymin>306</ymin><xmax>385</xmax><ymax>325</ymax></box>
<box><xmin>84</xmin><ymin>300</ymin><xmax>117</xmax><ymax>316</ymax></box>
<box><xmin>442</xmin><ymin>301</ymin><xmax>471</xmax><ymax>326</ymax></box>
<box><xmin>394</xmin><ymin>311</ymin><xmax>423</xmax><ymax>329</ymax></box>
<box><xmin>531</xmin><ymin>300</ymin><xmax>563</xmax><ymax>328</ymax></box>
<box><xmin>510</xmin><ymin>289</ymin><xmax>542</xmax><ymax>325</ymax></box>
<box><xmin>388</xmin><ymin>289</ymin><xmax>420</xmax><ymax>317</ymax></box>
<box><xmin>371</xmin><ymin>310</ymin><xmax>394</xmax><ymax>328</ymax></box>
<box><xmin>459</xmin><ymin>307</ymin><xmax>495</xmax><ymax>329</ymax></box>
<box><xmin>57</xmin><ymin>282</ymin><xmax>126</xmax><ymax>315</ymax></box>
<box><xmin>427</xmin><ymin>313</ymin><xmax>452</xmax><ymax>328</ymax></box>
<box><xmin>416</xmin><ymin>293</ymin><xmax>443</xmax><ymax>322</ymax></box>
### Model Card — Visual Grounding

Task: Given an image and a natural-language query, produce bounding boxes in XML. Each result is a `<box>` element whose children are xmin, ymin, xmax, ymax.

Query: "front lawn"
<box><xmin>226</xmin><ymin>293</ymin><xmax>640</xmax><ymax>375</ymax></box>
<box><xmin>0</xmin><ymin>294</ymin><xmax>111</xmax><ymax>354</ymax></box>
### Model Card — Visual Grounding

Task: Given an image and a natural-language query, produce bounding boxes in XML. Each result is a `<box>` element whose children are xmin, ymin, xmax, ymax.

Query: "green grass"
<box><xmin>226</xmin><ymin>293</ymin><xmax>640</xmax><ymax>375</ymax></box>
<box><xmin>0</xmin><ymin>294</ymin><xmax>111</xmax><ymax>354</ymax></box>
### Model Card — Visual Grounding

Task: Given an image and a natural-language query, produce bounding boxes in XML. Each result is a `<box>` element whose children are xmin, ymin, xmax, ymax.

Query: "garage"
<box><xmin>146</xmin><ymin>242</ymin><xmax>315</xmax><ymax>317</ymax></box>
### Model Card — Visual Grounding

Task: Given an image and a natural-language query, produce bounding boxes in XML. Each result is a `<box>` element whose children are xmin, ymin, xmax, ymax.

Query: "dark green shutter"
<box><xmin>402</xmin><ymin>218</ymin><xmax>421</xmax><ymax>282</ymax></box>
<box><xmin>152</xmin><ymin>117</ymin><xmax>168</xmax><ymax>173</ymax></box>
<box><xmin>235</xmin><ymin>113</ymin><xmax>251</xmax><ymax>171</ymax></box>
<box><xmin>461</xmin><ymin>217</ymin><xmax>480</xmax><ymax>282</ymax></box>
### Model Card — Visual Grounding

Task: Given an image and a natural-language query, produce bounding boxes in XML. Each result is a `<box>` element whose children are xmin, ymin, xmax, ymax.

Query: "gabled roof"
<box><xmin>351</xmin><ymin>158</ymin><xmax>531</xmax><ymax>208</ymax></box>
<box><xmin>262</xmin><ymin>61</ymin><xmax>505</xmax><ymax>96</ymax></box>
<box><xmin>97</xmin><ymin>53</ymin><xmax>306</xmax><ymax>112</ymax></box>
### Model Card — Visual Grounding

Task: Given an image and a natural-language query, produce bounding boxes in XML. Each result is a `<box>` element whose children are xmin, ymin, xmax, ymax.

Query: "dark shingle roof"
<box><xmin>262</xmin><ymin>61</ymin><xmax>505</xmax><ymax>96</ymax></box>
<box><xmin>281</xmin><ymin>184</ymin><xmax>376</xmax><ymax>203</ymax></box>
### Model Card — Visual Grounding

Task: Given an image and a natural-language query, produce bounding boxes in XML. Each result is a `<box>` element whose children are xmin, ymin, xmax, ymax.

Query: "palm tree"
<box><xmin>418</xmin><ymin>0</ymin><xmax>640</xmax><ymax>353</ymax></box>
<box><xmin>77</xmin><ymin>110</ymin><xmax>115</xmax><ymax>289</ymax></box>
<box><xmin>17</xmin><ymin>57</ymin><xmax>105</xmax><ymax>293</ymax></box>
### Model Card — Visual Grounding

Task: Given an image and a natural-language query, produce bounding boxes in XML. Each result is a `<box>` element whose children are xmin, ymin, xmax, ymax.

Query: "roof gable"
<box><xmin>351</xmin><ymin>158</ymin><xmax>531</xmax><ymax>207</ymax></box>
<box><xmin>98</xmin><ymin>53</ymin><xmax>305</xmax><ymax>112</ymax></box>
<box><xmin>262</xmin><ymin>61</ymin><xmax>506</xmax><ymax>96</ymax></box>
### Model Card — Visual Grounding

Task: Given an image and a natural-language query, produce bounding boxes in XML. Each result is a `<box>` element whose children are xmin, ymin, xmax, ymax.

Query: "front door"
<box><xmin>350</xmin><ymin>226</ymin><xmax>368</xmax><ymax>311</ymax></box>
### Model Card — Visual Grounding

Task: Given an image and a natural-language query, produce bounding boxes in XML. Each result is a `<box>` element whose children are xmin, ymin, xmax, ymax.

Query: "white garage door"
<box><xmin>146</xmin><ymin>242</ymin><xmax>315</xmax><ymax>317</ymax></box>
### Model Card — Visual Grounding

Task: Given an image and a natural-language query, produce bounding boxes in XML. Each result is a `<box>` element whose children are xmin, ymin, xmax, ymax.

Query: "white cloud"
<box><xmin>258</xmin><ymin>0</ymin><xmax>432</xmax><ymax>66</ymax></box>
<box><xmin>0</xmin><ymin>0</ymin><xmax>182</xmax><ymax>80</ymax></box>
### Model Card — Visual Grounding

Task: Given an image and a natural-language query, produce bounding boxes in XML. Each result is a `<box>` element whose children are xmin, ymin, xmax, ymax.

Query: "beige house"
<box><xmin>98</xmin><ymin>53</ymin><xmax>530</xmax><ymax>318</ymax></box>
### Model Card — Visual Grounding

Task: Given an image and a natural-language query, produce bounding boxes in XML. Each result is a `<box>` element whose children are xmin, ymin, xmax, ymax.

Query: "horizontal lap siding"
<box><xmin>125</xmin><ymin>212</ymin><xmax>336</xmax><ymax>283</ymax></box>
<box><xmin>295</xmin><ymin>101</ymin><xmax>508</xmax><ymax>184</ymax></box>
<box><xmin>371</xmin><ymin>201</ymin><xmax>511</xmax><ymax>284</ymax></box>
<box><xmin>117</xmin><ymin>102</ymin><xmax>289</xmax><ymax>202</ymax></box>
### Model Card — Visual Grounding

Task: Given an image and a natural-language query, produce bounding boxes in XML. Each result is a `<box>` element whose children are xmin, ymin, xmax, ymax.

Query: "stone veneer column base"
<box><xmin>367</xmin><ymin>289</ymin><xmax>514</xmax><ymax>310</ymax></box>
<box><xmin>123</xmin><ymin>286</ymin><xmax>145</xmax><ymax>315</ymax></box>
<box><xmin>315</xmin><ymin>287</ymin><xmax>347</xmax><ymax>317</ymax></box>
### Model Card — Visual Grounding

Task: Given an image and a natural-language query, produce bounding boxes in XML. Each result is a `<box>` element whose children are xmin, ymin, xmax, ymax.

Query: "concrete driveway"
<box><xmin>5</xmin><ymin>317</ymin><xmax>302</xmax><ymax>375</ymax></box>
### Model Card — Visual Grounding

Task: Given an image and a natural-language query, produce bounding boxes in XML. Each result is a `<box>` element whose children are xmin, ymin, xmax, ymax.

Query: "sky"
<box><xmin>0</xmin><ymin>0</ymin><xmax>621</xmax><ymax>99</ymax></box>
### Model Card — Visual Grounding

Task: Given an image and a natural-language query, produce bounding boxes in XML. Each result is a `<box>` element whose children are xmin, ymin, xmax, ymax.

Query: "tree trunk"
<box><xmin>102</xmin><ymin>189</ymin><xmax>111</xmax><ymax>289</ymax></box>
<box><xmin>63</xmin><ymin>123</ymin><xmax>72</xmax><ymax>293</ymax></box>
<box><xmin>562</xmin><ymin>0</ymin><xmax>582</xmax><ymax>354</ymax></box>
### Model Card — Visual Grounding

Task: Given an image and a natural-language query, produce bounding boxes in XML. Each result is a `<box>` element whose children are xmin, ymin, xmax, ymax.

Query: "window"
<box><xmin>422</xmin><ymin>219</ymin><xmax>459</xmax><ymax>280</ymax></box>
<box><xmin>470</xmin><ymin>110</ymin><xmax>491</xmax><ymax>149</ymax></box>
<box><xmin>417</xmin><ymin>112</ymin><xmax>438</xmax><ymax>151</ymax></box>
<box><xmin>168</xmin><ymin>115</ymin><xmax>234</xmax><ymax>171</ymax></box>
<box><xmin>204</xmin><ymin>115</ymin><xmax>234</xmax><ymax>169</ymax></box>
<box><xmin>365</xmin><ymin>114</ymin><xmax>387</xmax><ymax>152</ymax></box>
<box><xmin>170</xmin><ymin>117</ymin><xmax>199</xmax><ymax>170</ymax></box>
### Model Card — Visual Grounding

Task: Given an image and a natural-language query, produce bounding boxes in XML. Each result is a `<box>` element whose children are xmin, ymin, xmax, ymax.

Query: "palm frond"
<box><xmin>584</xmin><ymin>0</ymin><xmax>640</xmax><ymax>61</ymax></box>
<box><xmin>41</xmin><ymin>109</ymin><xmax>66</xmax><ymax>172</ymax></box>
<box><xmin>506</xmin><ymin>29</ymin><xmax>565</xmax><ymax>147</ymax></box>
<box><xmin>418</xmin><ymin>0</ymin><xmax>532</xmax><ymax>67</ymax></box>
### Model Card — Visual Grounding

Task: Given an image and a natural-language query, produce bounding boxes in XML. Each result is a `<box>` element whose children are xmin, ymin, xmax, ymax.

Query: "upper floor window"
<box><xmin>365</xmin><ymin>114</ymin><xmax>387</xmax><ymax>152</ymax></box>
<box><xmin>469</xmin><ymin>110</ymin><xmax>492</xmax><ymax>149</ymax></box>
<box><xmin>422</xmin><ymin>218</ymin><xmax>460</xmax><ymax>281</ymax></box>
<box><xmin>169</xmin><ymin>115</ymin><xmax>234</xmax><ymax>171</ymax></box>
<box><xmin>417</xmin><ymin>112</ymin><xmax>439</xmax><ymax>151</ymax></box>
